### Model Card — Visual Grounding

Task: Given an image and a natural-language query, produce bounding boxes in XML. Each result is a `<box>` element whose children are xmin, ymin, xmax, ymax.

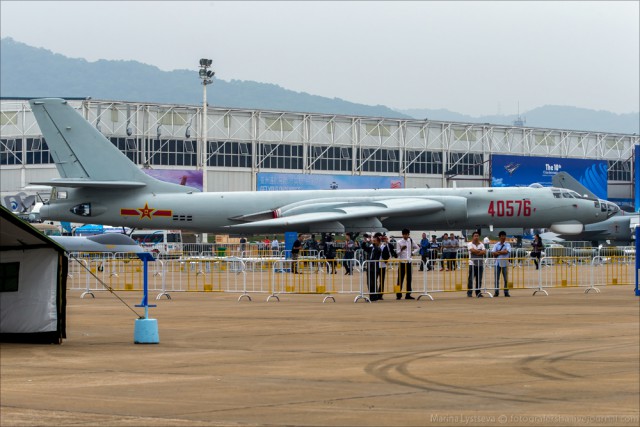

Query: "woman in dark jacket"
<box><xmin>531</xmin><ymin>234</ymin><xmax>543</xmax><ymax>270</ymax></box>
<box><xmin>343</xmin><ymin>233</ymin><xmax>359</xmax><ymax>275</ymax></box>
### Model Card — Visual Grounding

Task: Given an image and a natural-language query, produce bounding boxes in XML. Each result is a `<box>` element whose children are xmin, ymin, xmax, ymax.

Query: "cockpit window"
<box><xmin>607</xmin><ymin>203</ymin><xmax>619</xmax><ymax>216</ymax></box>
<box><xmin>70</xmin><ymin>203</ymin><xmax>91</xmax><ymax>216</ymax></box>
<box><xmin>562</xmin><ymin>192</ymin><xmax>574</xmax><ymax>198</ymax></box>
<box><xmin>568</xmin><ymin>191</ymin><xmax>582</xmax><ymax>199</ymax></box>
<box><xmin>552</xmin><ymin>191</ymin><xmax>561</xmax><ymax>199</ymax></box>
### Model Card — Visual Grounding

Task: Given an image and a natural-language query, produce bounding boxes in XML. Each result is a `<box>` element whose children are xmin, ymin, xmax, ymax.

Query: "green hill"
<box><xmin>0</xmin><ymin>37</ymin><xmax>408</xmax><ymax>118</ymax></box>
<box><xmin>2</xmin><ymin>37</ymin><xmax>638</xmax><ymax>133</ymax></box>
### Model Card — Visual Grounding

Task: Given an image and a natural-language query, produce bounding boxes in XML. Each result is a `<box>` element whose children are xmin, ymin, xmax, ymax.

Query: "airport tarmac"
<box><xmin>1</xmin><ymin>285</ymin><xmax>639</xmax><ymax>426</ymax></box>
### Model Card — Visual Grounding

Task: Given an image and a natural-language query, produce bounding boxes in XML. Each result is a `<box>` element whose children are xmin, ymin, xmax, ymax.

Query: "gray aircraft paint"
<box><xmin>31</xmin><ymin>98</ymin><xmax>616</xmax><ymax>235</ymax></box>
<box><xmin>544</xmin><ymin>172</ymin><xmax>636</xmax><ymax>244</ymax></box>
<box><xmin>51</xmin><ymin>233</ymin><xmax>144</xmax><ymax>253</ymax></box>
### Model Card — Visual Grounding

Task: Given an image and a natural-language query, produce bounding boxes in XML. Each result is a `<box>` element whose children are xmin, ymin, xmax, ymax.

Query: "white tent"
<box><xmin>0</xmin><ymin>205</ymin><xmax>67</xmax><ymax>344</ymax></box>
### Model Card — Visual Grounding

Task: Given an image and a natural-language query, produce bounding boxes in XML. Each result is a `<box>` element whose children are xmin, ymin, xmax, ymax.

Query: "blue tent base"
<box><xmin>134</xmin><ymin>318</ymin><xmax>159</xmax><ymax>344</ymax></box>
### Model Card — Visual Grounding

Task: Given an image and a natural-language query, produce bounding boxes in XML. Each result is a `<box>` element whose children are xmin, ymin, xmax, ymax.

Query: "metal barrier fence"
<box><xmin>360</xmin><ymin>259</ymin><xmax>427</xmax><ymax>302</ymax></box>
<box><xmin>66</xmin><ymin>252</ymin><xmax>636</xmax><ymax>302</ymax></box>
<box><xmin>181</xmin><ymin>243</ymin><xmax>322</xmax><ymax>260</ymax></box>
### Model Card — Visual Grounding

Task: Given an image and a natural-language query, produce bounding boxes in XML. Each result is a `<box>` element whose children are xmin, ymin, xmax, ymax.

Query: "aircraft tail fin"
<box><xmin>552</xmin><ymin>172</ymin><xmax>598</xmax><ymax>199</ymax></box>
<box><xmin>29</xmin><ymin>98</ymin><xmax>197</xmax><ymax>193</ymax></box>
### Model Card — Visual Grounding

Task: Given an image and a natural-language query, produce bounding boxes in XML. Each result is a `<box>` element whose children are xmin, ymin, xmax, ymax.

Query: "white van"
<box><xmin>130</xmin><ymin>229</ymin><xmax>183</xmax><ymax>256</ymax></box>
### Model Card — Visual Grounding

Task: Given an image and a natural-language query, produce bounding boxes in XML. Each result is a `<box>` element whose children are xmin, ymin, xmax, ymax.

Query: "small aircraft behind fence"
<box><xmin>51</xmin><ymin>233</ymin><xmax>144</xmax><ymax>253</ymax></box>
<box><xmin>542</xmin><ymin>172</ymin><xmax>637</xmax><ymax>245</ymax></box>
<box><xmin>30</xmin><ymin>98</ymin><xmax>618</xmax><ymax>235</ymax></box>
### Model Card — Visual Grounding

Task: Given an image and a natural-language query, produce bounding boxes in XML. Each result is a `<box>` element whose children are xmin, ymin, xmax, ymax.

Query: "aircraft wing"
<box><xmin>226</xmin><ymin>197</ymin><xmax>445</xmax><ymax>231</ymax></box>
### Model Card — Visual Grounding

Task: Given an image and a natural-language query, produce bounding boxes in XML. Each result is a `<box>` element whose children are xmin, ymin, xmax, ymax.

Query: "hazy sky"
<box><xmin>1</xmin><ymin>1</ymin><xmax>638</xmax><ymax>116</ymax></box>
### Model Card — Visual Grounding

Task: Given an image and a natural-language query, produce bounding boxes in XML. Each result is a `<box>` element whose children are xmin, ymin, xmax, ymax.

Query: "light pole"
<box><xmin>199</xmin><ymin>58</ymin><xmax>214</xmax><ymax>244</ymax></box>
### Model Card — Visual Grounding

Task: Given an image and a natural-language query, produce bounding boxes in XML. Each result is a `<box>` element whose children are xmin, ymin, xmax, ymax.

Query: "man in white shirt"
<box><xmin>491</xmin><ymin>231</ymin><xmax>511</xmax><ymax>297</ymax></box>
<box><xmin>395</xmin><ymin>228</ymin><xmax>420</xmax><ymax>300</ymax></box>
<box><xmin>271</xmin><ymin>237</ymin><xmax>280</xmax><ymax>256</ymax></box>
<box><xmin>467</xmin><ymin>231</ymin><xmax>486</xmax><ymax>297</ymax></box>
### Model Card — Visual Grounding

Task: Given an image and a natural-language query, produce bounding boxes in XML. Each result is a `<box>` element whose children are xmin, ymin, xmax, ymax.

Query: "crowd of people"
<box><xmin>265</xmin><ymin>229</ymin><xmax>534</xmax><ymax>300</ymax></box>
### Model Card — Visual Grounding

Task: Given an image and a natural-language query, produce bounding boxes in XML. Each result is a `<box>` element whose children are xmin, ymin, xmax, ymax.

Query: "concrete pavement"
<box><xmin>1</xmin><ymin>286</ymin><xmax>639</xmax><ymax>426</ymax></box>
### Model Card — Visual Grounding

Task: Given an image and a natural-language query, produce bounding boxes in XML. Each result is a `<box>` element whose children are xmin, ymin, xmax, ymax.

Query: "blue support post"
<box><xmin>284</xmin><ymin>231</ymin><xmax>298</xmax><ymax>272</ymax></box>
<box><xmin>635</xmin><ymin>226</ymin><xmax>639</xmax><ymax>297</ymax></box>
<box><xmin>134</xmin><ymin>252</ymin><xmax>160</xmax><ymax>343</ymax></box>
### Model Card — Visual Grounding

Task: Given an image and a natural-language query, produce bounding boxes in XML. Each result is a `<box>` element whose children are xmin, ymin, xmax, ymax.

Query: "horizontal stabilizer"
<box><xmin>30</xmin><ymin>179</ymin><xmax>146</xmax><ymax>189</ymax></box>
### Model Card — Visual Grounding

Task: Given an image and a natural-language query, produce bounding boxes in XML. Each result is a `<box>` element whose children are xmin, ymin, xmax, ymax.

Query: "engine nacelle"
<box><xmin>550</xmin><ymin>222</ymin><xmax>584</xmax><ymax>235</ymax></box>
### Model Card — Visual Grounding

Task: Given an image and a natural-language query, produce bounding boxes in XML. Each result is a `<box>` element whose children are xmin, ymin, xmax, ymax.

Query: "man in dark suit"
<box><xmin>291</xmin><ymin>234</ymin><xmax>302</xmax><ymax>274</ymax></box>
<box><xmin>362</xmin><ymin>233</ymin><xmax>382</xmax><ymax>301</ymax></box>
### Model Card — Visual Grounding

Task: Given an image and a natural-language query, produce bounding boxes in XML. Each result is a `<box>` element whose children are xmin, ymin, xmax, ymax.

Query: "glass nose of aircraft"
<box><xmin>598</xmin><ymin>199</ymin><xmax>620</xmax><ymax>218</ymax></box>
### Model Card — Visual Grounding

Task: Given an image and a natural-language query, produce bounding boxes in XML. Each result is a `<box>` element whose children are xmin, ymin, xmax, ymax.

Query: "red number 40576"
<box><xmin>488</xmin><ymin>200</ymin><xmax>532</xmax><ymax>217</ymax></box>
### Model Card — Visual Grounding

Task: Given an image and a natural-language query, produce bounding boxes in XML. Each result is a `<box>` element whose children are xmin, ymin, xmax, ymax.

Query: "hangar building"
<box><xmin>1</xmin><ymin>98</ymin><xmax>638</xmax><ymax>213</ymax></box>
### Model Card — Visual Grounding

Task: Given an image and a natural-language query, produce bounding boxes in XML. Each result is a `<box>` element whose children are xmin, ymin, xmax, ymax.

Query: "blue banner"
<box><xmin>491</xmin><ymin>154</ymin><xmax>607</xmax><ymax>200</ymax></box>
<box><xmin>257</xmin><ymin>173</ymin><xmax>404</xmax><ymax>191</ymax></box>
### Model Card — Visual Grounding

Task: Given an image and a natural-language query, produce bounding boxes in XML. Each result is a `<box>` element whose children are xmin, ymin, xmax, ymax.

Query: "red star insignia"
<box><xmin>138</xmin><ymin>203</ymin><xmax>156</xmax><ymax>219</ymax></box>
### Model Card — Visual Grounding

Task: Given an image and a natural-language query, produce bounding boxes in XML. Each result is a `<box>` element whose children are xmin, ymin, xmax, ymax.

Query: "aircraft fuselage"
<box><xmin>39</xmin><ymin>186</ymin><xmax>608</xmax><ymax>234</ymax></box>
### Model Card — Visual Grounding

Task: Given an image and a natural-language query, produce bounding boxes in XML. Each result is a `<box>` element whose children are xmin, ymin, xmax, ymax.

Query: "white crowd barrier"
<box><xmin>66</xmin><ymin>251</ymin><xmax>636</xmax><ymax>301</ymax></box>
